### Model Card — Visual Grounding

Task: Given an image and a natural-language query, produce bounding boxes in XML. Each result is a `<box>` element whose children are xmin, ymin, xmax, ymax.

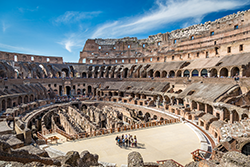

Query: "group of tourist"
<box><xmin>115</xmin><ymin>134</ymin><xmax>137</xmax><ymax>148</ymax></box>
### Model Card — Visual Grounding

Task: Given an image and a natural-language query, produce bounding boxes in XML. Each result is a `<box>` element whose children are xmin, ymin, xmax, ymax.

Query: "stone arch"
<box><xmin>231</xmin><ymin>67</ymin><xmax>240</xmax><ymax>77</ymax></box>
<box><xmin>191</xmin><ymin>69</ymin><xmax>199</xmax><ymax>77</ymax></box>
<box><xmin>199</xmin><ymin>103</ymin><xmax>205</xmax><ymax>111</ymax></box>
<box><xmin>148</xmin><ymin>69</ymin><xmax>154</xmax><ymax>77</ymax></box>
<box><xmin>62</xmin><ymin>68</ymin><xmax>69</xmax><ymax>77</ymax></box>
<box><xmin>207</xmin><ymin>104</ymin><xmax>213</xmax><ymax>115</ymax></box>
<box><xmin>18</xmin><ymin>96</ymin><xmax>22</xmax><ymax>105</ymax></box>
<box><xmin>88</xmin><ymin>85</ymin><xmax>92</xmax><ymax>94</ymax></box>
<box><xmin>82</xmin><ymin>72</ymin><xmax>87</xmax><ymax>78</ymax></box>
<box><xmin>82</xmin><ymin>89</ymin><xmax>86</xmax><ymax>95</ymax></box>
<box><xmin>201</xmin><ymin>69</ymin><xmax>208</xmax><ymax>77</ymax></box>
<box><xmin>210</xmin><ymin>68</ymin><xmax>218</xmax><ymax>77</ymax></box>
<box><xmin>162</xmin><ymin>71</ymin><xmax>167</xmax><ymax>77</ymax></box>
<box><xmin>223</xmin><ymin>108</ymin><xmax>230</xmax><ymax>122</ymax></box>
<box><xmin>169</xmin><ymin>71</ymin><xmax>175</xmax><ymax>78</ymax></box>
<box><xmin>66</xmin><ymin>86</ymin><xmax>71</xmax><ymax>96</ymax></box>
<box><xmin>242</xmin><ymin>143</ymin><xmax>250</xmax><ymax>156</ymax></box>
<box><xmin>7</xmin><ymin>98</ymin><xmax>12</xmax><ymax>108</ymax></box>
<box><xmin>220</xmin><ymin>68</ymin><xmax>228</xmax><ymax>77</ymax></box>
<box><xmin>232</xmin><ymin>110</ymin><xmax>239</xmax><ymax>123</ymax></box>
<box><xmin>242</xmin><ymin>113</ymin><xmax>248</xmax><ymax>120</ymax></box>
<box><xmin>154</xmin><ymin>71</ymin><xmax>160</xmax><ymax>77</ymax></box>
<box><xmin>24</xmin><ymin>95</ymin><xmax>28</xmax><ymax>103</ymax></box>
<box><xmin>183</xmin><ymin>70</ymin><xmax>190</xmax><ymax>77</ymax></box>
<box><xmin>144</xmin><ymin>112</ymin><xmax>151</xmax><ymax>122</ymax></box>
<box><xmin>30</xmin><ymin>94</ymin><xmax>34</xmax><ymax>101</ymax></box>
<box><xmin>123</xmin><ymin>68</ymin><xmax>129</xmax><ymax>78</ymax></box>
<box><xmin>164</xmin><ymin>96</ymin><xmax>170</xmax><ymax>104</ymax></box>
<box><xmin>77</xmin><ymin>89</ymin><xmax>81</xmax><ymax>95</ymax></box>
<box><xmin>176</xmin><ymin>70</ymin><xmax>182</xmax><ymax>77</ymax></box>
<box><xmin>192</xmin><ymin>101</ymin><xmax>197</xmax><ymax>110</ymax></box>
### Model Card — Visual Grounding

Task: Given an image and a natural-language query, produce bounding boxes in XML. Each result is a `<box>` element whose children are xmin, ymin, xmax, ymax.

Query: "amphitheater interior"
<box><xmin>0</xmin><ymin>9</ymin><xmax>250</xmax><ymax>167</ymax></box>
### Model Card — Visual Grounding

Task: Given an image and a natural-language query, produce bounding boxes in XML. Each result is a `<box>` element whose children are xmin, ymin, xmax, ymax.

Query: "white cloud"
<box><xmin>18</xmin><ymin>6</ymin><xmax>39</xmax><ymax>13</ymax></box>
<box><xmin>2</xmin><ymin>22</ymin><xmax>6</xmax><ymax>32</ymax></box>
<box><xmin>55</xmin><ymin>11</ymin><xmax>102</xmax><ymax>24</ymax></box>
<box><xmin>91</xmin><ymin>0</ymin><xmax>250</xmax><ymax>38</ymax></box>
<box><xmin>58</xmin><ymin>32</ymin><xmax>87</xmax><ymax>53</ymax></box>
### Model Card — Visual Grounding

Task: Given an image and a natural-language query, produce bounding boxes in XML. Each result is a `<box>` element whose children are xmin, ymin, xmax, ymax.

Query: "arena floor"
<box><xmin>51</xmin><ymin>123</ymin><xmax>200</xmax><ymax>166</ymax></box>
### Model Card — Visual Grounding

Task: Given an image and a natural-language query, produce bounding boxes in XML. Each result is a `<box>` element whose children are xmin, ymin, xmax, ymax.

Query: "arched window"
<box><xmin>192</xmin><ymin>69</ymin><xmax>199</xmax><ymax>77</ymax></box>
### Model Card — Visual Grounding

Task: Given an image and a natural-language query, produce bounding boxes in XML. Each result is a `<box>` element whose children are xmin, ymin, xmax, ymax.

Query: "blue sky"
<box><xmin>1</xmin><ymin>0</ymin><xmax>250</xmax><ymax>62</ymax></box>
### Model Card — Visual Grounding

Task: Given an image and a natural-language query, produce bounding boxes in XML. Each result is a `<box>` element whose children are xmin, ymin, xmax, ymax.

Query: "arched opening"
<box><xmin>169</xmin><ymin>71</ymin><xmax>175</xmax><ymax>78</ymax></box>
<box><xmin>207</xmin><ymin>105</ymin><xmax>213</xmax><ymax>115</ymax></box>
<box><xmin>232</xmin><ymin>110</ymin><xmax>239</xmax><ymax>123</ymax></box>
<box><xmin>144</xmin><ymin>112</ymin><xmax>151</xmax><ymax>122</ymax></box>
<box><xmin>82</xmin><ymin>72</ymin><xmax>87</xmax><ymax>78</ymax></box>
<box><xmin>153</xmin><ymin>115</ymin><xmax>157</xmax><ymax>120</ymax></box>
<box><xmin>155</xmin><ymin>71</ymin><xmax>160</xmax><ymax>77</ymax></box>
<box><xmin>201</xmin><ymin>69</ymin><xmax>208</xmax><ymax>77</ymax></box>
<box><xmin>183</xmin><ymin>70</ymin><xmax>190</xmax><ymax>77</ymax></box>
<box><xmin>162</xmin><ymin>71</ymin><xmax>167</xmax><ymax>78</ymax></box>
<box><xmin>242</xmin><ymin>143</ymin><xmax>250</xmax><ymax>156</ymax></box>
<box><xmin>220</xmin><ymin>68</ymin><xmax>228</xmax><ymax>77</ymax></box>
<box><xmin>123</xmin><ymin>68</ymin><xmax>128</xmax><ymax>78</ymax></box>
<box><xmin>210</xmin><ymin>68</ymin><xmax>217</xmax><ymax>77</ymax></box>
<box><xmin>24</xmin><ymin>95</ymin><xmax>28</xmax><ymax>103</ymax></box>
<box><xmin>231</xmin><ymin>67</ymin><xmax>240</xmax><ymax>77</ymax></box>
<box><xmin>77</xmin><ymin>89</ymin><xmax>81</xmax><ymax>95</ymax></box>
<box><xmin>18</xmin><ymin>96</ymin><xmax>22</xmax><ymax>105</ymax></box>
<box><xmin>164</xmin><ymin>96</ymin><xmax>170</xmax><ymax>104</ymax></box>
<box><xmin>148</xmin><ymin>70</ymin><xmax>154</xmax><ymax>77</ymax></box>
<box><xmin>30</xmin><ymin>94</ymin><xmax>34</xmax><ymax>102</ymax></box>
<box><xmin>242</xmin><ymin>113</ymin><xmax>248</xmax><ymax>120</ymax></box>
<box><xmin>192</xmin><ymin>101</ymin><xmax>197</xmax><ymax>110</ymax></box>
<box><xmin>7</xmin><ymin>98</ymin><xmax>11</xmax><ymax>108</ymax></box>
<box><xmin>176</xmin><ymin>70</ymin><xmax>182</xmax><ymax>77</ymax></box>
<box><xmin>66</xmin><ymin>86</ymin><xmax>71</xmax><ymax>96</ymax></box>
<box><xmin>62</xmin><ymin>68</ymin><xmax>69</xmax><ymax>77</ymax></box>
<box><xmin>82</xmin><ymin>89</ymin><xmax>86</xmax><ymax>95</ymax></box>
<box><xmin>192</xmin><ymin>69</ymin><xmax>199</xmax><ymax>77</ymax></box>
<box><xmin>223</xmin><ymin>108</ymin><xmax>230</xmax><ymax>122</ymax></box>
<box><xmin>141</xmin><ymin>71</ymin><xmax>147</xmax><ymax>78</ymax></box>
<box><xmin>88</xmin><ymin>86</ymin><xmax>92</xmax><ymax>94</ymax></box>
<box><xmin>199</xmin><ymin>103</ymin><xmax>205</xmax><ymax>111</ymax></box>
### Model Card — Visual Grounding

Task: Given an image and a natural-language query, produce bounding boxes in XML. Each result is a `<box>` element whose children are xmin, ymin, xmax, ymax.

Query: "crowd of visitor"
<box><xmin>115</xmin><ymin>134</ymin><xmax>137</xmax><ymax>148</ymax></box>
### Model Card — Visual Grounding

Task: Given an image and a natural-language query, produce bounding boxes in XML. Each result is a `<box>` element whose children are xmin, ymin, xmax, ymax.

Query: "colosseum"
<box><xmin>0</xmin><ymin>8</ymin><xmax>250</xmax><ymax>167</ymax></box>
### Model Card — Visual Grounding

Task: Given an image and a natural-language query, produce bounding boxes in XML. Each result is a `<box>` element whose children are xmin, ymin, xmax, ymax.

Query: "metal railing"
<box><xmin>191</xmin><ymin>149</ymin><xmax>212</xmax><ymax>161</ymax></box>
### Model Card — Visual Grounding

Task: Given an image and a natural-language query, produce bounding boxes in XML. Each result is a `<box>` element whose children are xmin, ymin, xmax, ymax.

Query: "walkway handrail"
<box><xmin>157</xmin><ymin>159</ymin><xmax>184</xmax><ymax>167</ymax></box>
<box><xmin>56</xmin><ymin>127</ymin><xmax>74</xmax><ymax>140</ymax></box>
<box><xmin>37</xmin><ymin>131</ymin><xmax>48</xmax><ymax>144</ymax></box>
<box><xmin>191</xmin><ymin>149</ymin><xmax>212</xmax><ymax>161</ymax></box>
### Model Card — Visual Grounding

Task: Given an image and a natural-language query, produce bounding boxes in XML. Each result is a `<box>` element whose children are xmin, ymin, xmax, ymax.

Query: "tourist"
<box><xmin>125</xmin><ymin>137</ymin><xmax>129</xmax><ymax>147</ymax></box>
<box><xmin>115</xmin><ymin>136</ymin><xmax>119</xmax><ymax>145</ymax></box>
<box><xmin>131</xmin><ymin>138</ymin><xmax>134</xmax><ymax>147</ymax></box>
<box><xmin>122</xmin><ymin>138</ymin><xmax>125</xmax><ymax>147</ymax></box>
<box><xmin>234</xmin><ymin>73</ymin><xmax>240</xmax><ymax>82</ymax></box>
<box><xmin>134</xmin><ymin>136</ymin><xmax>137</xmax><ymax>147</ymax></box>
